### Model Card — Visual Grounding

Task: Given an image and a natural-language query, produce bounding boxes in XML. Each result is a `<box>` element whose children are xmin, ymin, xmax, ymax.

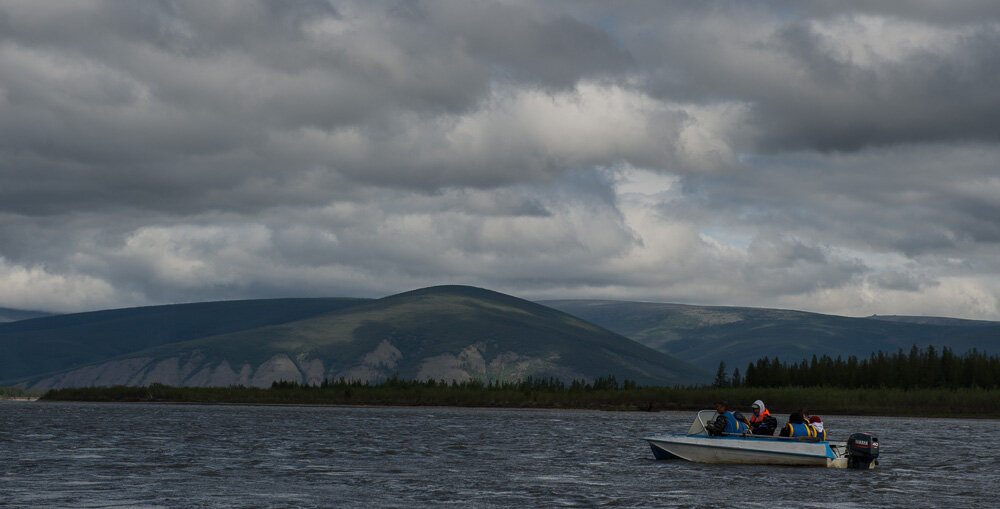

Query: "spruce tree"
<box><xmin>713</xmin><ymin>361</ymin><xmax>729</xmax><ymax>387</ymax></box>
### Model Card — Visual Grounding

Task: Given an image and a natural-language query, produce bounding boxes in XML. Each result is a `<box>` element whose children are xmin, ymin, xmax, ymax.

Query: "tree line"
<box><xmin>42</xmin><ymin>381</ymin><xmax>1000</xmax><ymax>417</ymax></box>
<box><xmin>40</xmin><ymin>375</ymin><xmax>646</xmax><ymax>411</ymax></box>
<box><xmin>713</xmin><ymin>345</ymin><xmax>1000</xmax><ymax>389</ymax></box>
<box><xmin>283</xmin><ymin>374</ymin><xmax>636</xmax><ymax>392</ymax></box>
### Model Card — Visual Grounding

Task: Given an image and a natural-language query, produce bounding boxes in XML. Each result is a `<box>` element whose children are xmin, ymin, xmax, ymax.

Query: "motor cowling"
<box><xmin>846</xmin><ymin>432</ymin><xmax>879</xmax><ymax>469</ymax></box>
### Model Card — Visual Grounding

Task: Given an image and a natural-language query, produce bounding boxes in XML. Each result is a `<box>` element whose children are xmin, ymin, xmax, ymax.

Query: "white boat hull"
<box><xmin>645</xmin><ymin>434</ymin><xmax>852</xmax><ymax>468</ymax></box>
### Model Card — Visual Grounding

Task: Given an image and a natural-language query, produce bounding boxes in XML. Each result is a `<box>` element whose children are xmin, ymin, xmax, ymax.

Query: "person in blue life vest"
<box><xmin>779</xmin><ymin>408</ymin><xmax>824</xmax><ymax>439</ymax></box>
<box><xmin>704</xmin><ymin>401</ymin><xmax>750</xmax><ymax>436</ymax></box>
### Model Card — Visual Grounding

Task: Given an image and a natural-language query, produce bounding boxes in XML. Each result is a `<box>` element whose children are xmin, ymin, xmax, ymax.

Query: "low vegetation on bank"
<box><xmin>40</xmin><ymin>376</ymin><xmax>1000</xmax><ymax>418</ymax></box>
<box><xmin>36</xmin><ymin>347</ymin><xmax>1000</xmax><ymax>417</ymax></box>
<box><xmin>0</xmin><ymin>386</ymin><xmax>42</xmax><ymax>399</ymax></box>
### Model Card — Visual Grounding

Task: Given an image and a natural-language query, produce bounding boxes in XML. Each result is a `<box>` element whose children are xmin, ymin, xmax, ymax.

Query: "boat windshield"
<box><xmin>688</xmin><ymin>410</ymin><xmax>718</xmax><ymax>435</ymax></box>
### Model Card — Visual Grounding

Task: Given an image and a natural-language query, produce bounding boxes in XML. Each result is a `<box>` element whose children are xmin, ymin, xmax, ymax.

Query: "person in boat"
<box><xmin>748</xmin><ymin>399</ymin><xmax>778</xmax><ymax>435</ymax></box>
<box><xmin>800</xmin><ymin>409</ymin><xmax>827</xmax><ymax>439</ymax></box>
<box><xmin>808</xmin><ymin>415</ymin><xmax>826</xmax><ymax>439</ymax></box>
<box><xmin>705</xmin><ymin>401</ymin><xmax>750</xmax><ymax>436</ymax></box>
<box><xmin>779</xmin><ymin>409</ymin><xmax>824</xmax><ymax>439</ymax></box>
<box><xmin>733</xmin><ymin>411</ymin><xmax>751</xmax><ymax>429</ymax></box>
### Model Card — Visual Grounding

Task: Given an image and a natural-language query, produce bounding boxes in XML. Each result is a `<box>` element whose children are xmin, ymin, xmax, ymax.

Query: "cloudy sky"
<box><xmin>1</xmin><ymin>1</ymin><xmax>999</xmax><ymax>319</ymax></box>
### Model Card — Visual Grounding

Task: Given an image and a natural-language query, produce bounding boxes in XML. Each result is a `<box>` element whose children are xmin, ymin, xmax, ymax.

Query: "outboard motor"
<box><xmin>846</xmin><ymin>432</ymin><xmax>880</xmax><ymax>469</ymax></box>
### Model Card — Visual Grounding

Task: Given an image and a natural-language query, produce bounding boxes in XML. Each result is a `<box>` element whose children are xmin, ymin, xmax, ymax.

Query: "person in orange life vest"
<box><xmin>704</xmin><ymin>401</ymin><xmax>749</xmax><ymax>436</ymax></box>
<box><xmin>749</xmin><ymin>399</ymin><xmax>778</xmax><ymax>435</ymax></box>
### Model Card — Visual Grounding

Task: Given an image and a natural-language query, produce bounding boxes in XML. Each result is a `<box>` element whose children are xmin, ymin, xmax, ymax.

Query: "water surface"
<box><xmin>1</xmin><ymin>402</ymin><xmax>995</xmax><ymax>507</ymax></box>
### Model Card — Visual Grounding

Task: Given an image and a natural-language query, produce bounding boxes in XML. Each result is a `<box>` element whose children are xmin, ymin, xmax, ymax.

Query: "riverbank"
<box><xmin>39</xmin><ymin>384</ymin><xmax>1000</xmax><ymax>418</ymax></box>
<box><xmin>0</xmin><ymin>386</ymin><xmax>42</xmax><ymax>400</ymax></box>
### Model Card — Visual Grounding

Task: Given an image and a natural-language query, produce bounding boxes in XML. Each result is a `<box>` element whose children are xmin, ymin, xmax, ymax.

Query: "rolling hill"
<box><xmin>866</xmin><ymin>315</ymin><xmax>1000</xmax><ymax>327</ymax></box>
<box><xmin>541</xmin><ymin>300</ymin><xmax>1000</xmax><ymax>371</ymax></box>
<box><xmin>0</xmin><ymin>307</ymin><xmax>53</xmax><ymax>323</ymax></box>
<box><xmin>3</xmin><ymin>286</ymin><xmax>709</xmax><ymax>389</ymax></box>
<box><xmin>0</xmin><ymin>298</ymin><xmax>370</xmax><ymax>386</ymax></box>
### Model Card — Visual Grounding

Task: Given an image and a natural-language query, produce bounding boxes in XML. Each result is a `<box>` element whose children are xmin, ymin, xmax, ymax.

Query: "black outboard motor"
<box><xmin>846</xmin><ymin>432</ymin><xmax>880</xmax><ymax>469</ymax></box>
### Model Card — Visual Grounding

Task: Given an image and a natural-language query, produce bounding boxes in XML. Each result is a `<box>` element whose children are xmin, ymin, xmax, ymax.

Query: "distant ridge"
<box><xmin>2</xmin><ymin>286</ymin><xmax>709</xmax><ymax>389</ymax></box>
<box><xmin>0</xmin><ymin>307</ymin><xmax>53</xmax><ymax>323</ymax></box>
<box><xmin>866</xmin><ymin>315</ymin><xmax>999</xmax><ymax>327</ymax></box>
<box><xmin>542</xmin><ymin>300</ymin><xmax>1000</xmax><ymax>371</ymax></box>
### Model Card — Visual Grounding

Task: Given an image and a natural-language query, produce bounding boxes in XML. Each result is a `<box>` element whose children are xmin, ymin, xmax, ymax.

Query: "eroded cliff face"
<box><xmin>27</xmin><ymin>340</ymin><xmax>582</xmax><ymax>389</ymax></box>
<box><xmin>332</xmin><ymin>339</ymin><xmax>402</xmax><ymax>382</ymax></box>
<box><xmin>416</xmin><ymin>342</ymin><xmax>488</xmax><ymax>382</ymax></box>
<box><xmin>413</xmin><ymin>342</ymin><xmax>584</xmax><ymax>383</ymax></box>
<box><xmin>30</xmin><ymin>352</ymin><xmax>285</xmax><ymax>390</ymax></box>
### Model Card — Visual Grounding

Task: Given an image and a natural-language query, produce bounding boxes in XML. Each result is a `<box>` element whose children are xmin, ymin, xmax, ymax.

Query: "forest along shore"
<box><xmin>37</xmin><ymin>379</ymin><xmax>1000</xmax><ymax>419</ymax></box>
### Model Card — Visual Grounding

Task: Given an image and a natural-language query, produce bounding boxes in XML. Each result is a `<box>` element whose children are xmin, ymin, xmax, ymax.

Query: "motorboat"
<box><xmin>644</xmin><ymin>410</ymin><xmax>879</xmax><ymax>469</ymax></box>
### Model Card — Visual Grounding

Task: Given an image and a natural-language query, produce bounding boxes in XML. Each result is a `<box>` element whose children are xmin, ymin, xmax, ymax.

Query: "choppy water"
<box><xmin>0</xmin><ymin>402</ymin><xmax>996</xmax><ymax>508</ymax></box>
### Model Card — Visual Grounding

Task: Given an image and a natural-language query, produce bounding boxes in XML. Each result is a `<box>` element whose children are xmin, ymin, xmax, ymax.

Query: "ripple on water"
<box><xmin>0</xmin><ymin>403</ymin><xmax>996</xmax><ymax>507</ymax></box>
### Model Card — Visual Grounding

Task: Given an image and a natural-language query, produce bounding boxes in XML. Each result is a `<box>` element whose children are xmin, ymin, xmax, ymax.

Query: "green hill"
<box><xmin>541</xmin><ymin>300</ymin><xmax>1000</xmax><ymax>371</ymax></box>
<box><xmin>0</xmin><ymin>298</ymin><xmax>370</xmax><ymax>386</ymax></box>
<box><xmin>5</xmin><ymin>287</ymin><xmax>709</xmax><ymax>389</ymax></box>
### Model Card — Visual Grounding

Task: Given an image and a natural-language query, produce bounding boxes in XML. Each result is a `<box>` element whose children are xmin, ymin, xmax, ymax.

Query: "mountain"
<box><xmin>866</xmin><ymin>315</ymin><xmax>999</xmax><ymax>327</ymax></box>
<box><xmin>541</xmin><ymin>300</ymin><xmax>1000</xmax><ymax>371</ymax></box>
<box><xmin>0</xmin><ymin>298</ymin><xmax>370</xmax><ymax>387</ymax></box>
<box><xmin>3</xmin><ymin>287</ymin><xmax>709</xmax><ymax>389</ymax></box>
<box><xmin>0</xmin><ymin>307</ymin><xmax>53</xmax><ymax>323</ymax></box>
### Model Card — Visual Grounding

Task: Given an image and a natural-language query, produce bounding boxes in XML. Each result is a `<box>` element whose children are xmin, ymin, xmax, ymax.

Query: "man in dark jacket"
<box><xmin>704</xmin><ymin>401</ymin><xmax>748</xmax><ymax>436</ymax></box>
<box><xmin>704</xmin><ymin>401</ymin><xmax>730</xmax><ymax>435</ymax></box>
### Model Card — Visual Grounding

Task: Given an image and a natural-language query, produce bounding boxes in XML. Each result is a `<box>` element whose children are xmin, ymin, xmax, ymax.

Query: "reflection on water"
<box><xmin>0</xmin><ymin>402</ymin><xmax>996</xmax><ymax>507</ymax></box>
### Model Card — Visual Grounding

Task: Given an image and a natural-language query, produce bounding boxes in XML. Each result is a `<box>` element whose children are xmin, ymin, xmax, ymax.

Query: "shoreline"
<box><xmin>36</xmin><ymin>384</ymin><xmax>1000</xmax><ymax>419</ymax></box>
<box><xmin>29</xmin><ymin>397</ymin><xmax>1000</xmax><ymax>420</ymax></box>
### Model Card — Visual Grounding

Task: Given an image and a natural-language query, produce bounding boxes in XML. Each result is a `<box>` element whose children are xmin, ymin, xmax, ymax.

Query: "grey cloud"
<box><xmin>789</xmin><ymin>0</ymin><xmax>1000</xmax><ymax>25</ymax></box>
<box><xmin>712</xmin><ymin>232</ymin><xmax>870</xmax><ymax>297</ymax></box>
<box><xmin>751</xmin><ymin>22</ymin><xmax>1000</xmax><ymax>151</ymax></box>
<box><xmin>0</xmin><ymin>1</ymin><xmax>998</xmax><ymax>318</ymax></box>
<box><xmin>868</xmin><ymin>269</ymin><xmax>935</xmax><ymax>292</ymax></box>
<box><xmin>614</xmin><ymin>4</ymin><xmax>1000</xmax><ymax>152</ymax></box>
<box><xmin>0</xmin><ymin>0</ymin><xmax>642</xmax><ymax>220</ymax></box>
<box><xmin>0</xmin><ymin>167</ymin><xmax>635</xmax><ymax>307</ymax></box>
<box><xmin>667</xmin><ymin>144</ymin><xmax>1000</xmax><ymax>265</ymax></box>
<box><xmin>432</xmin><ymin>3</ymin><xmax>633</xmax><ymax>89</ymax></box>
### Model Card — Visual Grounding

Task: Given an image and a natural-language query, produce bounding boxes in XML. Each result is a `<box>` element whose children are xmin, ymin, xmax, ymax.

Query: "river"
<box><xmin>1</xmin><ymin>402</ymin><xmax>995</xmax><ymax>507</ymax></box>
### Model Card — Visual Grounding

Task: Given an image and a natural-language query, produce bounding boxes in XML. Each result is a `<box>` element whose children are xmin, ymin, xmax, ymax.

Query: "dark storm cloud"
<box><xmin>591</xmin><ymin>1</ymin><xmax>1000</xmax><ymax>152</ymax></box>
<box><xmin>0</xmin><ymin>0</ymin><xmax>638</xmax><ymax>219</ymax></box>
<box><xmin>751</xmin><ymin>21</ymin><xmax>1000</xmax><ymax>151</ymax></box>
